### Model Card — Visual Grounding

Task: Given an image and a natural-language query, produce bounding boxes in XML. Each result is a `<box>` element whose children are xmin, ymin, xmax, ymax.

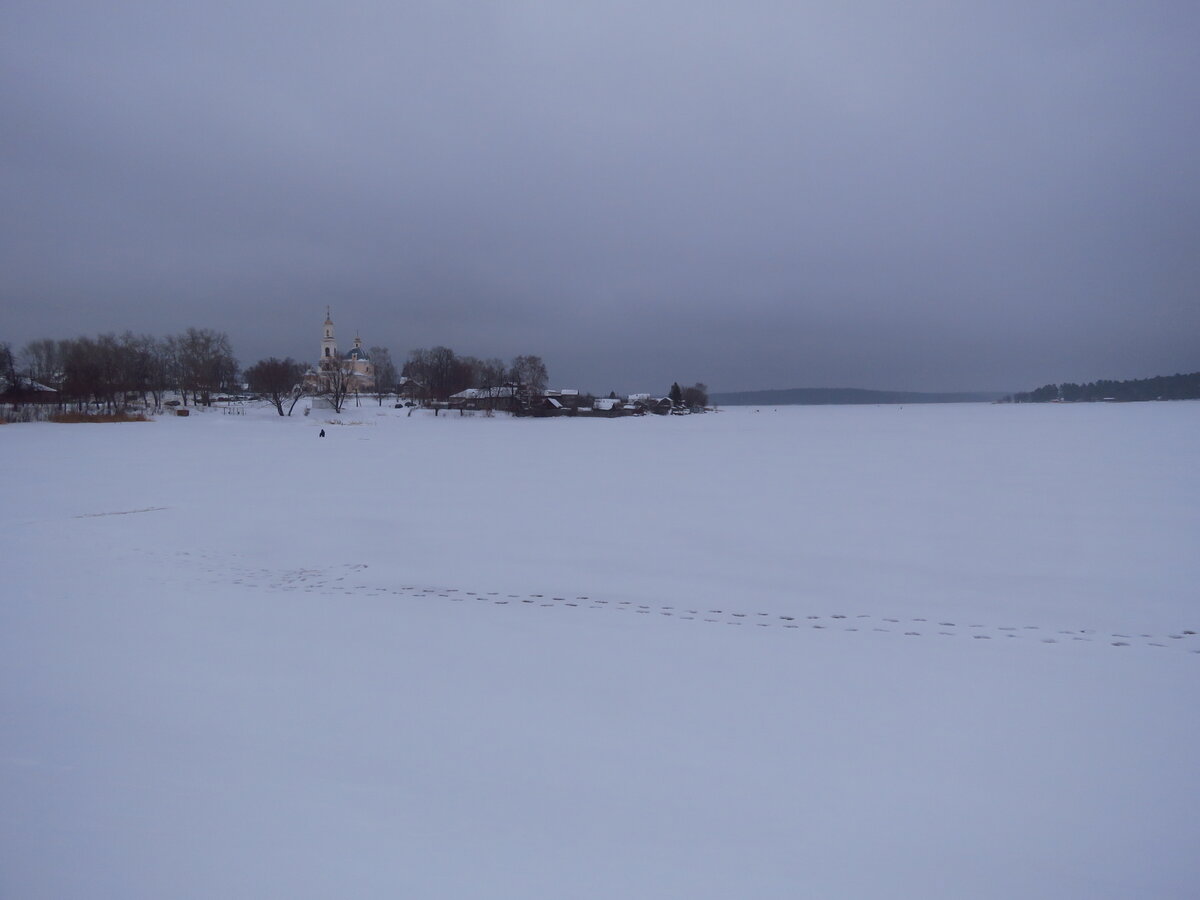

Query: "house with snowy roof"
<box><xmin>448</xmin><ymin>386</ymin><xmax>520</xmax><ymax>412</ymax></box>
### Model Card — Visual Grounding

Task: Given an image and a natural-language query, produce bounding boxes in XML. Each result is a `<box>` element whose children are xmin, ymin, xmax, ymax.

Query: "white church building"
<box><xmin>304</xmin><ymin>308</ymin><xmax>375</xmax><ymax>396</ymax></box>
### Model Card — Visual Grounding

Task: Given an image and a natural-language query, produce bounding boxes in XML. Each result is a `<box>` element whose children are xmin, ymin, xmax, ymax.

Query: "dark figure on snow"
<box><xmin>319</xmin><ymin>429</ymin><xmax>325</xmax><ymax>438</ymax></box>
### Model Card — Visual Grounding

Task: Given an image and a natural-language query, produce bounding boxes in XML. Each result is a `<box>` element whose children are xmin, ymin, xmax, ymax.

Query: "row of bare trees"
<box><xmin>402</xmin><ymin>348</ymin><xmax>548</xmax><ymax>401</ymax></box>
<box><xmin>4</xmin><ymin>329</ymin><xmax>238</xmax><ymax>411</ymax></box>
<box><xmin>4</xmin><ymin>332</ymin><xmax>551</xmax><ymax>416</ymax></box>
<box><xmin>668</xmin><ymin>382</ymin><xmax>710</xmax><ymax>409</ymax></box>
<box><xmin>244</xmin><ymin>345</ymin><xmax>401</xmax><ymax>416</ymax></box>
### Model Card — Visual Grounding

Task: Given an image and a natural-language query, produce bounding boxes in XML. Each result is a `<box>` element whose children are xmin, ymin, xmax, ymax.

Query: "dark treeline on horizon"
<box><xmin>0</xmin><ymin>329</ymin><xmax>555</xmax><ymax>415</ymax></box>
<box><xmin>1011</xmin><ymin>372</ymin><xmax>1200</xmax><ymax>403</ymax></box>
<box><xmin>1</xmin><ymin>329</ymin><xmax>238</xmax><ymax>412</ymax></box>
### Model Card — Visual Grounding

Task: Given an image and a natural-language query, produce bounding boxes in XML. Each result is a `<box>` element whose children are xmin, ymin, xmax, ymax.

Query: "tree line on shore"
<box><xmin>1</xmin><ymin>330</ymin><xmax>238</xmax><ymax>412</ymax></box>
<box><xmin>0</xmin><ymin>331</ymin><xmax>554</xmax><ymax>416</ymax></box>
<box><xmin>2</xmin><ymin>330</ymin><xmax>710</xmax><ymax>418</ymax></box>
<box><xmin>668</xmin><ymin>382</ymin><xmax>709</xmax><ymax>409</ymax></box>
<box><xmin>1009</xmin><ymin>372</ymin><xmax>1200</xmax><ymax>403</ymax></box>
<box><xmin>245</xmin><ymin>346</ymin><xmax>551</xmax><ymax>415</ymax></box>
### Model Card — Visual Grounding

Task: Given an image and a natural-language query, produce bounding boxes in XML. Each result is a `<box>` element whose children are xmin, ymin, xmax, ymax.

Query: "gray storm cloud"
<box><xmin>2</xmin><ymin>0</ymin><xmax>1197</xmax><ymax>393</ymax></box>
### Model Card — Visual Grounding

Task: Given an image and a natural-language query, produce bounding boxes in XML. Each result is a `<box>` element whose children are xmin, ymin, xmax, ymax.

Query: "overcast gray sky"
<box><xmin>3</xmin><ymin>1</ymin><xmax>1197</xmax><ymax>393</ymax></box>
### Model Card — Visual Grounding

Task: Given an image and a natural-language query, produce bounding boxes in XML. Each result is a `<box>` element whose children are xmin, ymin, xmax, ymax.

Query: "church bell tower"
<box><xmin>321</xmin><ymin>307</ymin><xmax>338</xmax><ymax>367</ymax></box>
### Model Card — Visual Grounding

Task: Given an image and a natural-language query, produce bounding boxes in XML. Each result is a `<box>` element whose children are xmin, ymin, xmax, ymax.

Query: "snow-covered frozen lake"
<box><xmin>3</xmin><ymin>401</ymin><xmax>1197</xmax><ymax>898</ymax></box>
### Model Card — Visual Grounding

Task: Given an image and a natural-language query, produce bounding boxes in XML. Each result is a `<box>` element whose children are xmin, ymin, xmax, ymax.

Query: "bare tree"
<box><xmin>0</xmin><ymin>342</ymin><xmax>17</xmax><ymax>395</ymax></box>
<box><xmin>369</xmin><ymin>346</ymin><xmax>397</xmax><ymax>405</ymax></box>
<box><xmin>175</xmin><ymin>327</ymin><xmax>238</xmax><ymax>406</ymax></box>
<box><xmin>145</xmin><ymin>337</ymin><xmax>176</xmax><ymax>411</ymax></box>
<box><xmin>681</xmin><ymin>382</ymin><xmax>709</xmax><ymax>410</ymax></box>
<box><xmin>61</xmin><ymin>336</ymin><xmax>120</xmax><ymax>410</ymax></box>
<box><xmin>406</xmin><ymin>346</ymin><xmax>470</xmax><ymax>401</ymax></box>
<box><xmin>117</xmin><ymin>332</ymin><xmax>165</xmax><ymax>408</ymax></box>
<box><xmin>510</xmin><ymin>355</ymin><xmax>548</xmax><ymax>395</ymax></box>
<box><xmin>20</xmin><ymin>339</ymin><xmax>64</xmax><ymax>393</ymax></box>
<box><xmin>246</xmin><ymin>357</ymin><xmax>306</xmax><ymax>415</ymax></box>
<box><xmin>426</xmin><ymin>346</ymin><xmax>460</xmax><ymax>400</ymax></box>
<box><xmin>475</xmin><ymin>357</ymin><xmax>508</xmax><ymax>391</ymax></box>
<box><xmin>319</xmin><ymin>358</ymin><xmax>353</xmax><ymax>413</ymax></box>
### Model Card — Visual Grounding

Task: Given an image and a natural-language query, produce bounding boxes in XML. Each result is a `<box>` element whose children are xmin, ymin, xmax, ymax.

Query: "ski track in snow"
<box><xmin>72</xmin><ymin>506</ymin><xmax>171</xmax><ymax>519</ymax></box>
<box><xmin>158</xmin><ymin>552</ymin><xmax>1200</xmax><ymax>657</ymax></box>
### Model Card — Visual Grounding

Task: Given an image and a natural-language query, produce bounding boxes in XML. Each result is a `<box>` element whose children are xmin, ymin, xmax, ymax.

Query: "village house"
<box><xmin>448</xmin><ymin>386</ymin><xmax>520</xmax><ymax>412</ymax></box>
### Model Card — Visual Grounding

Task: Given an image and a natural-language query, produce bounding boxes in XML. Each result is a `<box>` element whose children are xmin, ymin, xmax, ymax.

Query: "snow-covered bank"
<box><xmin>2</xmin><ymin>403</ymin><xmax>1197</xmax><ymax>898</ymax></box>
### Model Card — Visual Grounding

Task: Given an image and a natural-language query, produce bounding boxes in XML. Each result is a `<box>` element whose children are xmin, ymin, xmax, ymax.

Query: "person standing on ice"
<box><xmin>319</xmin><ymin>429</ymin><xmax>325</xmax><ymax>438</ymax></box>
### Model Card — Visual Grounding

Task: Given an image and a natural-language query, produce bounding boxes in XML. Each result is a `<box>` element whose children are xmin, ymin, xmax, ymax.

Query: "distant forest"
<box><xmin>1011</xmin><ymin>372</ymin><xmax>1200</xmax><ymax>403</ymax></box>
<box><xmin>709</xmin><ymin>387</ymin><xmax>1006</xmax><ymax>406</ymax></box>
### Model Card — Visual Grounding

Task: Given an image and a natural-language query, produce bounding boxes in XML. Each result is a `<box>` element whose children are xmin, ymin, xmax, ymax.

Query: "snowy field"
<box><xmin>2</xmin><ymin>401</ymin><xmax>1198</xmax><ymax>899</ymax></box>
